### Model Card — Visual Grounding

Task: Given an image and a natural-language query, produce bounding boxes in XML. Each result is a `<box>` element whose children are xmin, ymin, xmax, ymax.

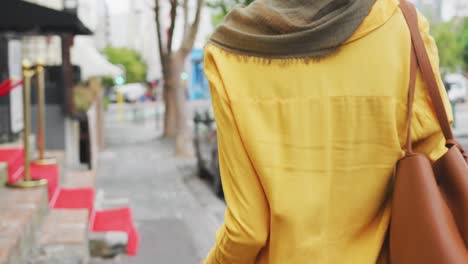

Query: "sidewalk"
<box><xmin>92</xmin><ymin>107</ymin><xmax>225</xmax><ymax>263</ymax></box>
<box><xmin>454</xmin><ymin>102</ymin><xmax>468</xmax><ymax>138</ymax></box>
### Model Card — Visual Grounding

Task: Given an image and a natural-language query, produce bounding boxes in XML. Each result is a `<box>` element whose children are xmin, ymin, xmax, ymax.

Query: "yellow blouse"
<box><xmin>203</xmin><ymin>0</ymin><xmax>452</xmax><ymax>263</ymax></box>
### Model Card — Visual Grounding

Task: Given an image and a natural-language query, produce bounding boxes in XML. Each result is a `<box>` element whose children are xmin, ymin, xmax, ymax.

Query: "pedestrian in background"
<box><xmin>203</xmin><ymin>0</ymin><xmax>452</xmax><ymax>263</ymax></box>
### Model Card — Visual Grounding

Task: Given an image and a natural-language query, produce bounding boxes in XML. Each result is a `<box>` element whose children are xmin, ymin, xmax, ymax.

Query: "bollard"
<box><xmin>34</xmin><ymin>60</ymin><xmax>56</xmax><ymax>165</ymax></box>
<box><xmin>7</xmin><ymin>60</ymin><xmax>47</xmax><ymax>188</ymax></box>
<box><xmin>117</xmin><ymin>91</ymin><xmax>124</xmax><ymax>123</ymax></box>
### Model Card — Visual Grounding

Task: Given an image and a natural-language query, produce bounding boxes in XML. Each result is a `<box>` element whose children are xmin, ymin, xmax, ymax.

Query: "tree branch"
<box><xmin>183</xmin><ymin>0</ymin><xmax>189</xmax><ymax>37</ymax></box>
<box><xmin>206</xmin><ymin>0</ymin><xmax>224</xmax><ymax>10</ymax></box>
<box><xmin>179</xmin><ymin>0</ymin><xmax>205</xmax><ymax>56</ymax></box>
<box><xmin>155</xmin><ymin>0</ymin><xmax>166</xmax><ymax>76</ymax></box>
<box><xmin>167</xmin><ymin>0</ymin><xmax>178</xmax><ymax>54</ymax></box>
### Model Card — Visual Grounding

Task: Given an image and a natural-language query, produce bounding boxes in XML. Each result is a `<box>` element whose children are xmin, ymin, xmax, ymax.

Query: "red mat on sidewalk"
<box><xmin>51</xmin><ymin>188</ymin><xmax>95</xmax><ymax>216</ymax></box>
<box><xmin>92</xmin><ymin>207</ymin><xmax>140</xmax><ymax>255</ymax></box>
<box><xmin>0</xmin><ymin>148</ymin><xmax>24</xmax><ymax>183</ymax></box>
<box><xmin>30</xmin><ymin>163</ymin><xmax>59</xmax><ymax>202</ymax></box>
<box><xmin>0</xmin><ymin>148</ymin><xmax>59</xmax><ymax>201</ymax></box>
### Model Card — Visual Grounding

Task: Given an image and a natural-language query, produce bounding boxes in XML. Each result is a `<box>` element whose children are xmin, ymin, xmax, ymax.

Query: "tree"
<box><xmin>460</xmin><ymin>18</ymin><xmax>468</xmax><ymax>75</ymax></box>
<box><xmin>155</xmin><ymin>0</ymin><xmax>204</xmax><ymax>157</ymax></box>
<box><xmin>103</xmin><ymin>48</ymin><xmax>147</xmax><ymax>83</ymax></box>
<box><xmin>431</xmin><ymin>20</ymin><xmax>463</xmax><ymax>77</ymax></box>
<box><xmin>206</xmin><ymin>0</ymin><xmax>254</xmax><ymax>26</ymax></box>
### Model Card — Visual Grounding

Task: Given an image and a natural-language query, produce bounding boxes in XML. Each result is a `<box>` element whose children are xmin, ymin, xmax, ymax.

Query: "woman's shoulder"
<box><xmin>204</xmin><ymin>43</ymin><xmax>227</xmax><ymax>61</ymax></box>
<box><xmin>204</xmin><ymin>43</ymin><xmax>273</xmax><ymax>72</ymax></box>
<box><xmin>204</xmin><ymin>43</ymin><xmax>262</xmax><ymax>62</ymax></box>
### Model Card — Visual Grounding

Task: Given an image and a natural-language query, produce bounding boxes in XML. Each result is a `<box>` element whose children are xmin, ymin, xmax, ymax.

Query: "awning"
<box><xmin>71</xmin><ymin>37</ymin><xmax>124</xmax><ymax>80</ymax></box>
<box><xmin>0</xmin><ymin>0</ymin><xmax>92</xmax><ymax>35</ymax></box>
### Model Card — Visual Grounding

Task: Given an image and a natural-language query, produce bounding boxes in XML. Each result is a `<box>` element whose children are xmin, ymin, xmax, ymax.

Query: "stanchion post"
<box><xmin>34</xmin><ymin>60</ymin><xmax>56</xmax><ymax>165</ymax></box>
<box><xmin>7</xmin><ymin>60</ymin><xmax>47</xmax><ymax>188</ymax></box>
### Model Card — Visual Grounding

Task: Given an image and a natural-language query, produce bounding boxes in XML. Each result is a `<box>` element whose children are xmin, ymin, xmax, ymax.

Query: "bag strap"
<box><xmin>400</xmin><ymin>0</ymin><xmax>460</xmax><ymax>151</ymax></box>
<box><xmin>405</xmin><ymin>40</ymin><xmax>418</xmax><ymax>154</ymax></box>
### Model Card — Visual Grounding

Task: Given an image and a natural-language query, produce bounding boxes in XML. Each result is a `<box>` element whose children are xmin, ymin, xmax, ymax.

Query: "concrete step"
<box><xmin>0</xmin><ymin>163</ymin><xmax>7</xmax><ymax>186</ymax></box>
<box><xmin>28</xmin><ymin>169</ymin><xmax>96</xmax><ymax>263</ymax></box>
<box><xmin>63</xmin><ymin>170</ymin><xmax>131</xmax><ymax>259</ymax></box>
<box><xmin>0</xmin><ymin>187</ymin><xmax>48</xmax><ymax>264</ymax></box>
<box><xmin>63</xmin><ymin>170</ymin><xmax>96</xmax><ymax>189</ymax></box>
<box><xmin>30</xmin><ymin>209</ymin><xmax>89</xmax><ymax>264</ymax></box>
<box><xmin>28</xmin><ymin>169</ymin><xmax>135</xmax><ymax>263</ymax></box>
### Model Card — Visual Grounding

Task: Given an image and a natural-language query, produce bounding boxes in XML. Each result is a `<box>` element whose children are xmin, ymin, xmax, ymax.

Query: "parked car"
<box><xmin>193</xmin><ymin>110</ymin><xmax>223</xmax><ymax>198</ymax></box>
<box><xmin>108</xmin><ymin>83</ymin><xmax>147</xmax><ymax>103</ymax></box>
<box><xmin>445</xmin><ymin>74</ymin><xmax>467</xmax><ymax>103</ymax></box>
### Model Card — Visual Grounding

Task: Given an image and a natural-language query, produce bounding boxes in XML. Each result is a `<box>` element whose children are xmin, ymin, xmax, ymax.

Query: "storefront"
<box><xmin>0</xmin><ymin>0</ymin><xmax>92</xmax><ymax>175</ymax></box>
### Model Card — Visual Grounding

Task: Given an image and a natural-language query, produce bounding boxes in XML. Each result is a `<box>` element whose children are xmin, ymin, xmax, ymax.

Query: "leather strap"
<box><xmin>400</xmin><ymin>0</ymin><xmax>457</xmax><ymax>149</ymax></box>
<box><xmin>405</xmin><ymin>42</ymin><xmax>418</xmax><ymax>154</ymax></box>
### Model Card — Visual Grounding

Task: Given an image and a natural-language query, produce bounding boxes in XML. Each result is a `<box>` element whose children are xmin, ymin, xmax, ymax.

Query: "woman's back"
<box><xmin>203</xmin><ymin>0</ymin><xmax>452</xmax><ymax>263</ymax></box>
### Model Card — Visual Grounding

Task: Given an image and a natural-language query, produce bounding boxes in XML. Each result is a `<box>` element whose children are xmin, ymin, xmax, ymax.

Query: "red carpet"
<box><xmin>30</xmin><ymin>163</ymin><xmax>59</xmax><ymax>202</ymax></box>
<box><xmin>92</xmin><ymin>207</ymin><xmax>140</xmax><ymax>255</ymax></box>
<box><xmin>0</xmin><ymin>148</ymin><xmax>60</xmax><ymax>201</ymax></box>
<box><xmin>50</xmin><ymin>189</ymin><xmax>140</xmax><ymax>255</ymax></box>
<box><xmin>0</xmin><ymin>148</ymin><xmax>24</xmax><ymax>183</ymax></box>
<box><xmin>51</xmin><ymin>188</ymin><xmax>95</xmax><ymax>217</ymax></box>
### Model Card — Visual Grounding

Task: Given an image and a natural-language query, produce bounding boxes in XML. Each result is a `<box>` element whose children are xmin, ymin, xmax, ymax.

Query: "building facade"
<box><xmin>412</xmin><ymin>0</ymin><xmax>468</xmax><ymax>21</ymax></box>
<box><xmin>442</xmin><ymin>0</ymin><xmax>468</xmax><ymax>20</ymax></box>
<box><xmin>21</xmin><ymin>0</ymin><xmax>64</xmax><ymax>65</ymax></box>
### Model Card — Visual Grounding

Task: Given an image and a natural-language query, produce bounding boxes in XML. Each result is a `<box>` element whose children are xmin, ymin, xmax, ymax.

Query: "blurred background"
<box><xmin>0</xmin><ymin>0</ymin><xmax>466</xmax><ymax>263</ymax></box>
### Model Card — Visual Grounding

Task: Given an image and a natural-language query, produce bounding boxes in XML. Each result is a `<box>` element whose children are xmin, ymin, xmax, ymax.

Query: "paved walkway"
<box><xmin>93</xmin><ymin>106</ymin><xmax>225</xmax><ymax>264</ymax></box>
<box><xmin>454</xmin><ymin>102</ymin><xmax>468</xmax><ymax>135</ymax></box>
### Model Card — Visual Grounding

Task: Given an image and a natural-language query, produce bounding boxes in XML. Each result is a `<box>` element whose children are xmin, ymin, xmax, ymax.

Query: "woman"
<box><xmin>203</xmin><ymin>0</ymin><xmax>452</xmax><ymax>263</ymax></box>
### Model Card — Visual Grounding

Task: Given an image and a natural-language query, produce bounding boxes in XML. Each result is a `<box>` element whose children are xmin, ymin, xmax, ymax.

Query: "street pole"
<box><xmin>117</xmin><ymin>91</ymin><xmax>124</xmax><ymax>123</ymax></box>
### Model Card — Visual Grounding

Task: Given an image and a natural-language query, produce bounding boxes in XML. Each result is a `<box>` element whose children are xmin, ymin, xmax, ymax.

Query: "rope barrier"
<box><xmin>0</xmin><ymin>79</ymin><xmax>24</xmax><ymax>97</ymax></box>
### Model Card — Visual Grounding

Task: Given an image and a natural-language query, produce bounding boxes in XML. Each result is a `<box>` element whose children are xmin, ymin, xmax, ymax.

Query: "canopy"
<box><xmin>71</xmin><ymin>37</ymin><xmax>124</xmax><ymax>80</ymax></box>
<box><xmin>0</xmin><ymin>0</ymin><xmax>92</xmax><ymax>35</ymax></box>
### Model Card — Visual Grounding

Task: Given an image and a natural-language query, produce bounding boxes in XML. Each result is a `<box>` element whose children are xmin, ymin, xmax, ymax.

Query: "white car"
<box><xmin>111</xmin><ymin>83</ymin><xmax>147</xmax><ymax>103</ymax></box>
<box><xmin>445</xmin><ymin>74</ymin><xmax>467</xmax><ymax>103</ymax></box>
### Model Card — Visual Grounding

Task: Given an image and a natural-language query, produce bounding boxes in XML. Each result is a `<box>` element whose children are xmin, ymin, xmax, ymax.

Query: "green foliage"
<box><xmin>460</xmin><ymin>18</ymin><xmax>468</xmax><ymax>74</ymax></box>
<box><xmin>206</xmin><ymin>0</ymin><xmax>255</xmax><ymax>26</ymax></box>
<box><xmin>102</xmin><ymin>48</ymin><xmax>147</xmax><ymax>83</ymax></box>
<box><xmin>101</xmin><ymin>77</ymin><xmax>114</xmax><ymax>88</ymax></box>
<box><xmin>211</xmin><ymin>11</ymin><xmax>227</xmax><ymax>27</ymax></box>
<box><xmin>431</xmin><ymin>20</ymin><xmax>463</xmax><ymax>76</ymax></box>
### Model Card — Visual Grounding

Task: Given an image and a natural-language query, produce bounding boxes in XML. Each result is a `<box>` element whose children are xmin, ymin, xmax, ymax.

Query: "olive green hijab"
<box><xmin>209</xmin><ymin>0</ymin><xmax>377</xmax><ymax>58</ymax></box>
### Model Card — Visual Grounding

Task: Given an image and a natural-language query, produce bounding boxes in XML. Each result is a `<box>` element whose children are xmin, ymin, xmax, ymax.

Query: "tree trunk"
<box><xmin>163</xmin><ymin>53</ymin><xmax>193</xmax><ymax>157</ymax></box>
<box><xmin>163</xmin><ymin>74</ymin><xmax>178</xmax><ymax>137</ymax></box>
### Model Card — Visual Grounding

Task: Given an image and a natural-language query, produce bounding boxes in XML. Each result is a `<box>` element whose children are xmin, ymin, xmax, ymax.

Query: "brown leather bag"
<box><xmin>389</xmin><ymin>1</ymin><xmax>468</xmax><ymax>263</ymax></box>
